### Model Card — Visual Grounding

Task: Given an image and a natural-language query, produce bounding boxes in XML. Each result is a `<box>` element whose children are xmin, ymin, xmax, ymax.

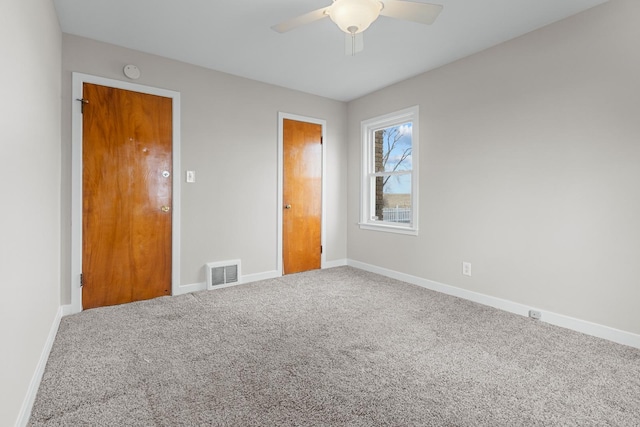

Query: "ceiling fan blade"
<box><xmin>380</xmin><ymin>1</ymin><xmax>443</xmax><ymax>25</ymax></box>
<box><xmin>271</xmin><ymin>7</ymin><xmax>329</xmax><ymax>33</ymax></box>
<box><xmin>345</xmin><ymin>33</ymin><xmax>364</xmax><ymax>56</ymax></box>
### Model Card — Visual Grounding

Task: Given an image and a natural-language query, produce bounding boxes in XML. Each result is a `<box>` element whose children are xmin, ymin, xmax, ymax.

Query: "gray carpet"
<box><xmin>30</xmin><ymin>267</ymin><xmax>640</xmax><ymax>426</ymax></box>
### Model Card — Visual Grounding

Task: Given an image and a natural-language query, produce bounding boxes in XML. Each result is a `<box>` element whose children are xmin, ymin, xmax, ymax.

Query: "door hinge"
<box><xmin>320</xmin><ymin>245</ymin><xmax>323</xmax><ymax>254</ymax></box>
<box><xmin>80</xmin><ymin>273</ymin><xmax>84</xmax><ymax>287</ymax></box>
<box><xmin>76</xmin><ymin>98</ymin><xmax>89</xmax><ymax>113</ymax></box>
<box><xmin>320</xmin><ymin>136</ymin><xmax>323</xmax><ymax>145</ymax></box>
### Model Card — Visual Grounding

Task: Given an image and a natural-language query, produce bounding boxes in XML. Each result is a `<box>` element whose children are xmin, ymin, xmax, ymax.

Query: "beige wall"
<box><xmin>347</xmin><ymin>0</ymin><xmax>640</xmax><ymax>335</ymax></box>
<box><xmin>60</xmin><ymin>35</ymin><xmax>348</xmax><ymax>303</ymax></box>
<box><xmin>0</xmin><ymin>0</ymin><xmax>62</xmax><ymax>425</ymax></box>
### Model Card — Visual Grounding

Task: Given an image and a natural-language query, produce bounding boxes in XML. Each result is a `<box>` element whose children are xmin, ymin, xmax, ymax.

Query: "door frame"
<box><xmin>70</xmin><ymin>72</ymin><xmax>181</xmax><ymax>313</ymax></box>
<box><xmin>277</xmin><ymin>112</ymin><xmax>327</xmax><ymax>276</ymax></box>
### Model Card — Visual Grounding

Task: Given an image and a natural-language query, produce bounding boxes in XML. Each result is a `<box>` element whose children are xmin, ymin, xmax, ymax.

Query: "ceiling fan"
<box><xmin>271</xmin><ymin>0</ymin><xmax>443</xmax><ymax>55</ymax></box>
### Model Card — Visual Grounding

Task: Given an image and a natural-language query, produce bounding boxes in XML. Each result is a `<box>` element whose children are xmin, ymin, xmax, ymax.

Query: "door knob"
<box><xmin>284</xmin><ymin>204</ymin><xmax>291</xmax><ymax>209</ymax></box>
<box><xmin>161</xmin><ymin>206</ymin><xmax>171</xmax><ymax>212</ymax></box>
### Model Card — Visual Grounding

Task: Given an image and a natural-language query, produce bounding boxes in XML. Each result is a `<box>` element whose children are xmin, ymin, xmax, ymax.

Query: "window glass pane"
<box><xmin>373</xmin><ymin>174</ymin><xmax>412</xmax><ymax>224</ymax></box>
<box><xmin>374</xmin><ymin>123</ymin><xmax>412</xmax><ymax>173</ymax></box>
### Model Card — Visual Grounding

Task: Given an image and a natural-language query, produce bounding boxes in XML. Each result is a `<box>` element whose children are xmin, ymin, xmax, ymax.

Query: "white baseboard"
<box><xmin>242</xmin><ymin>270</ymin><xmax>280</xmax><ymax>284</ymax></box>
<box><xmin>174</xmin><ymin>281</ymin><xmax>206</xmax><ymax>295</ymax></box>
<box><xmin>539</xmin><ymin>311</ymin><xmax>640</xmax><ymax>349</ymax></box>
<box><xmin>60</xmin><ymin>304</ymin><xmax>74</xmax><ymax>317</ymax></box>
<box><xmin>176</xmin><ymin>263</ymin><xmax>349</xmax><ymax>296</ymax></box>
<box><xmin>324</xmin><ymin>258</ymin><xmax>348</xmax><ymax>269</ymax></box>
<box><xmin>348</xmin><ymin>259</ymin><xmax>640</xmax><ymax>350</ymax></box>
<box><xmin>198</xmin><ymin>270</ymin><xmax>282</xmax><ymax>291</ymax></box>
<box><xmin>15</xmin><ymin>306</ymin><xmax>64</xmax><ymax>427</ymax></box>
<box><xmin>176</xmin><ymin>270</ymin><xmax>282</xmax><ymax>295</ymax></box>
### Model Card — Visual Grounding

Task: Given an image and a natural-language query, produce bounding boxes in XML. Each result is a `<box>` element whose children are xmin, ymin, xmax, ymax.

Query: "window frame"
<box><xmin>359</xmin><ymin>105</ymin><xmax>419</xmax><ymax>235</ymax></box>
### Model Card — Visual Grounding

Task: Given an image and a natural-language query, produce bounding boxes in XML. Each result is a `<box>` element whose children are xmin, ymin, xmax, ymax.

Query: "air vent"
<box><xmin>206</xmin><ymin>260</ymin><xmax>241</xmax><ymax>290</ymax></box>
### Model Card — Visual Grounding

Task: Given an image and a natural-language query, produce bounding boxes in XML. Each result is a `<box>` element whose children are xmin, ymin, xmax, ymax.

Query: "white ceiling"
<box><xmin>53</xmin><ymin>0</ymin><xmax>608</xmax><ymax>102</ymax></box>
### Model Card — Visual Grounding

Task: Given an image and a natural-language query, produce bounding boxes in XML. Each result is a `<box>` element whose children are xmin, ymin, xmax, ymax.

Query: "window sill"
<box><xmin>358</xmin><ymin>222</ymin><xmax>418</xmax><ymax>236</ymax></box>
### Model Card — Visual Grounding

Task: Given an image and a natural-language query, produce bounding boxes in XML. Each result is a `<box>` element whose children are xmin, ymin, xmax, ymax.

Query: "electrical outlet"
<box><xmin>528</xmin><ymin>310</ymin><xmax>542</xmax><ymax>320</ymax></box>
<box><xmin>462</xmin><ymin>262</ymin><xmax>471</xmax><ymax>276</ymax></box>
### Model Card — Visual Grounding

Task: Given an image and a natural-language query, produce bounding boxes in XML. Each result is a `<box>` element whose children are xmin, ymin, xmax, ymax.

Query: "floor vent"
<box><xmin>206</xmin><ymin>260</ymin><xmax>241</xmax><ymax>290</ymax></box>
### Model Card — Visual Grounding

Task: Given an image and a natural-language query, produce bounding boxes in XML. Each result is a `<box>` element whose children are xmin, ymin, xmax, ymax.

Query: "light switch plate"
<box><xmin>186</xmin><ymin>170</ymin><xmax>195</xmax><ymax>183</ymax></box>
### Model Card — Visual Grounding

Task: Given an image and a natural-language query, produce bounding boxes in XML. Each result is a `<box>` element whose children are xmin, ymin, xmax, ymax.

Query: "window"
<box><xmin>360</xmin><ymin>106</ymin><xmax>418</xmax><ymax>235</ymax></box>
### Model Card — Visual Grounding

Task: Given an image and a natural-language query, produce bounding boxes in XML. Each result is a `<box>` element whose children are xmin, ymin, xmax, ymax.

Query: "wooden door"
<box><xmin>82</xmin><ymin>83</ymin><xmax>172</xmax><ymax>309</ymax></box>
<box><xmin>283</xmin><ymin>119</ymin><xmax>322</xmax><ymax>274</ymax></box>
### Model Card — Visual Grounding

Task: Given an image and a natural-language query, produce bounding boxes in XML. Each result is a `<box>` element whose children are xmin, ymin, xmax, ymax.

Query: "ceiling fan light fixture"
<box><xmin>328</xmin><ymin>0</ymin><xmax>383</xmax><ymax>34</ymax></box>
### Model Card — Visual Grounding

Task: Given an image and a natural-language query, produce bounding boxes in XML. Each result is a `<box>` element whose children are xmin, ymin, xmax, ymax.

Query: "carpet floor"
<box><xmin>29</xmin><ymin>267</ymin><xmax>640</xmax><ymax>426</ymax></box>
